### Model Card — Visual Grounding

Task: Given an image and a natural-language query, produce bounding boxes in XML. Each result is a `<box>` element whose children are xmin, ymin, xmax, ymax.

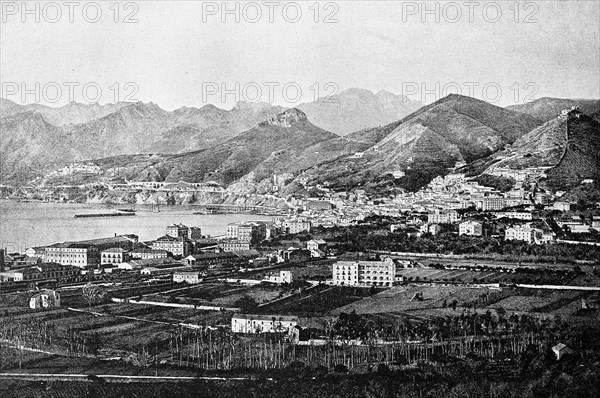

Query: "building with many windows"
<box><xmin>44</xmin><ymin>243</ymin><xmax>100</xmax><ymax>268</ymax></box>
<box><xmin>459</xmin><ymin>221</ymin><xmax>483</xmax><ymax>236</ymax></box>
<box><xmin>226</xmin><ymin>222</ymin><xmax>267</xmax><ymax>243</ymax></box>
<box><xmin>166</xmin><ymin>224</ymin><xmax>202</xmax><ymax>240</ymax></box>
<box><xmin>130</xmin><ymin>248</ymin><xmax>169</xmax><ymax>260</ymax></box>
<box><xmin>427</xmin><ymin>209</ymin><xmax>459</xmax><ymax>224</ymax></box>
<box><xmin>101</xmin><ymin>248</ymin><xmax>130</xmax><ymax>264</ymax></box>
<box><xmin>475</xmin><ymin>197</ymin><xmax>509</xmax><ymax>211</ymax></box>
<box><xmin>151</xmin><ymin>236</ymin><xmax>191</xmax><ymax>257</ymax></box>
<box><xmin>505</xmin><ymin>226</ymin><xmax>541</xmax><ymax>244</ymax></box>
<box><xmin>219</xmin><ymin>239</ymin><xmax>251</xmax><ymax>252</ymax></box>
<box><xmin>282</xmin><ymin>219</ymin><xmax>311</xmax><ymax>234</ymax></box>
<box><xmin>231</xmin><ymin>314</ymin><xmax>298</xmax><ymax>333</ymax></box>
<box><xmin>333</xmin><ymin>258</ymin><xmax>396</xmax><ymax>287</ymax></box>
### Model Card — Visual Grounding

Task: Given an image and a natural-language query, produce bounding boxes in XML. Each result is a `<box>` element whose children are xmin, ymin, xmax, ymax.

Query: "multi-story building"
<box><xmin>100</xmin><ymin>248</ymin><xmax>130</xmax><ymax>264</ymax></box>
<box><xmin>226</xmin><ymin>222</ymin><xmax>267</xmax><ymax>243</ymax></box>
<box><xmin>459</xmin><ymin>221</ymin><xmax>483</xmax><ymax>236</ymax></box>
<box><xmin>130</xmin><ymin>248</ymin><xmax>169</xmax><ymax>260</ymax></box>
<box><xmin>219</xmin><ymin>239</ymin><xmax>251</xmax><ymax>252</ymax></box>
<box><xmin>333</xmin><ymin>258</ymin><xmax>396</xmax><ymax>287</ymax></box>
<box><xmin>231</xmin><ymin>314</ymin><xmax>298</xmax><ymax>333</ymax></box>
<box><xmin>427</xmin><ymin>209</ymin><xmax>459</xmax><ymax>224</ymax></box>
<box><xmin>493</xmin><ymin>211</ymin><xmax>533</xmax><ymax>220</ymax></box>
<box><xmin>166</xmin><ymin>224</ymin><xmax>202</xmax><ymax>240</ymax></box>
<box><xmin>282</xmin><ymin>219</ymin><xmax>311</xmax><ymax>234</ymax></box>
<box><xmin>475</xmin><ymin>197</ymin><xmax>508</xmax><ymax>211</ymax></box>
<box><xmin>152</xmin><ymin>236</ymin><xmax>191</xmax><ymax>257</ymax></box>
<box><xmin>505</xmin><ymin>226</ymin><xmax>541</xmax><ymax>244</ymax></box>
<box><xmin>44</xmin><ymin>243</ymin><xmax>100</xmax><ymax>268</ymax></box>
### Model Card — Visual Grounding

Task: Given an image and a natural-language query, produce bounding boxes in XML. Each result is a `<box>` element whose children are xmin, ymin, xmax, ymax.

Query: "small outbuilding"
<box><xmin>552</xmin><ymin>343</ymin><xmax>572</xmax><ymax>360</ymax></box>
<box><xmin>29</xmin><ymin>289</ymin><xmax>60</xmax><ymax>309</ymax></box>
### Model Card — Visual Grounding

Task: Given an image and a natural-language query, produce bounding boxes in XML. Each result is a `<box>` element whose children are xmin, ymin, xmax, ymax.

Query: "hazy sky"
<box><xmin>1</xmin><ymin>0</ymin><xmax>598</xmax><ymax>109</ymax></box>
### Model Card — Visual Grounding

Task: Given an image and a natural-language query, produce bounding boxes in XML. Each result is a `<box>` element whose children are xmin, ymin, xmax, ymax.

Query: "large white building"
<box><xmin>226</xmin><ymin>222</ymin><xmax>267</xmax><ymax>243</ymax></box>
<box><xmin>282</xmin><ymin>219</ymin><xmax>311</xmax><ymax>234</ymax></box>
<box><xmin>459</xmin><ymin>221</ymin><xmax>483</xmax><ymax>236</ymax></box>
<box><xmin>44</xmin><ymin>243</ymin><xmax>99</xmax><ymax>268</ymax></box>
<box><xmin>427</xmin><ymin>210</ymin><xmax>459</xmax><ymax>224</ymax></box>
<box><xmin>231</xmin><ymin>314</ymin><xmax>298</xmax><ymax>333</ymax></box>
<box><xmin>333</xmin><ymin>258</ymin><xmax>396</xmax><ymax>287</ymax></box>
<box><xmin>505</xmin><ymin>226</ymin><xmax>542</xmax><ymax>244</ymax></box>
<box><xmin>475</xmin><ymin>197</ymin><xmax>508</xmax><ymax>211</ymax></box>
<box><xmin>166</xmin><ymin>224</ymin><xmax>202</xmax><ymax>240</ymax></box>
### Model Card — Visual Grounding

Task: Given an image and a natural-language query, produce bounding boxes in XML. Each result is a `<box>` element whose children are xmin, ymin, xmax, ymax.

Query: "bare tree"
<box><xmin>81</xmin><ymin>283</ymin><xmax>104</xmax><ymax>309</ymax></box>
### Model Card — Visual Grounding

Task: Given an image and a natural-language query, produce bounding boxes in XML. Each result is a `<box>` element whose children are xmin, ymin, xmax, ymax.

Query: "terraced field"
<box><xmin>331</xmin><ymin>286</ymin><xmax>488</xmax><ymax>315</ymax></box>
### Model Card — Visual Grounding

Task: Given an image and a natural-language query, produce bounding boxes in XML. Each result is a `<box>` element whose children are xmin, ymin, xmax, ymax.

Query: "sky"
<box><xmin>1</xmin><ymin>0</ymin><xmax>599</xmax><ymax>110</ymax></box>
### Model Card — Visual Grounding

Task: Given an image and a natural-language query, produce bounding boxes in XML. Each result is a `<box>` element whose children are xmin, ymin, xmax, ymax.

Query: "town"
<box><xmin>1</xmin><ymin>177</ymin><xmax>599</xmax><ymax>390</ymax></box>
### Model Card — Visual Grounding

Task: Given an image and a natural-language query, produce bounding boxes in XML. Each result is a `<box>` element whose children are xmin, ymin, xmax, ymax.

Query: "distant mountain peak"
<box><xmin>263</xmin><ymin>108</ymin><xmax>307</xmax><ymax>128</ymax></box>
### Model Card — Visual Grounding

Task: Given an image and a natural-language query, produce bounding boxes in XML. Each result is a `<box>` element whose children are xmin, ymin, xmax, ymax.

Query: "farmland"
<box><xmin>1</xmin><ymin>262</ymin><xmax>600</xmax><ymax>383</ymax></box>
<box><xmin>332</xmin><ymin>285</ymin><xmax>600</xmax><ymax>321</ymax></box>
<box><xmin>396</xmin><ymin>267</ymin><xmax>577</xmax><ymax>286</ymax></box>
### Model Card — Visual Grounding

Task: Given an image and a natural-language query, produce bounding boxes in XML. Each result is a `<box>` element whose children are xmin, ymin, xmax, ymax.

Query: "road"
<box><xmin>0</xmin><ymin>373</ymin><xmax>267</xmax><ymax>383</ymax></box>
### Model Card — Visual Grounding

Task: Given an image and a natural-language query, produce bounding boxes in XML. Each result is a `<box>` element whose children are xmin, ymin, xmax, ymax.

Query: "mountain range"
<box><xmin>0</xmin><ymin>89</ymin><xmax>421</xmax><ymax>183</ymax></box>
<box><xmin>297</xmin><ymin>94</ymin><xmax>543</xmax><ymax>192</ymax></box>
<box><xmin>296</xmin><ymin>88</ymin><xmax>423</xmax><ymax>135</ymax></box>
<box><xmin>1</xmin><ymin>92</ymin><xmax>599</xmax><ymax>193</ymax></box>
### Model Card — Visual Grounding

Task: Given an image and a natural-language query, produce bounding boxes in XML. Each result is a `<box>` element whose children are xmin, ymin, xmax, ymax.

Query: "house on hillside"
<box><xmin>263</xmin><ymin>271</ymin><xmax>293</xmax><ymax>284</ymax></box>
<box><xmin>552</xmin><ymin>343</ymin><xmax>573</xmax><ymax>360</ymax></box>
<box><xmin>306</xmin><ymin>239</ymin><xmax>327</xmax><ymax>252</ymax></box>
<box><xmin>29</xmin><ymin>289</ymin><xmax>60</xmax><ymax>309</ymax></box>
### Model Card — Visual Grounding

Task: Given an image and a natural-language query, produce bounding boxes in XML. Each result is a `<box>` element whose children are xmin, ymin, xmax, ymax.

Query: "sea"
<box><xmin>0</xmin><ymin>200</ymin><xmax>273</xmax><ymax>253</ymax></box>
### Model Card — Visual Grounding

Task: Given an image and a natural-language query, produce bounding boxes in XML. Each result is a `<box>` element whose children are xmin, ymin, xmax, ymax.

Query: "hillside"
<box><xmin>0</xmin><ymin>112</ymin><xmax>72</xmax><ymax>182</ymax></box>
<box><xmin>482</xmin><ymin>109</ymin><xmax>600</xmax><ymax>190</ymax></box>
<box><xmin>507</xmin><ymin>97</ymin><xmax>600</xmax><ymax>122</ymax></box>
<box><xmin>545</xmin><ymin>112</ymin><xmax>600</xmax><ymax>189</ymax></box>
<box><xmin>161</xmin><ymin>109</ymin><xmax>340</xmax><ymax>184</ymax></box>
<box><xmin>77</xmin><ymin>108</ymin><xmax>352</xmax><ymax>189</ymax></box>
<box><xmin>297</xmin><ymin>88</ymin><xmax>422</xmax><ymax>135</ymax></box>
<box><xmin>300</xmin><ymin>94</ymin><xmax>543</xmax><ymax>192</ymax></box>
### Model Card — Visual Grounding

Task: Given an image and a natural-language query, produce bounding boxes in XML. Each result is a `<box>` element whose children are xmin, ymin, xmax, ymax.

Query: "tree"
<box><xmin>82</xmin><ymin>283</ymin><xmax>104</xmax><ymax>309</ymax></box>
<box><xmin>235</xmin><ymin>295</ymin><xmax>258</xmax><ymax>313</ymax></box>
